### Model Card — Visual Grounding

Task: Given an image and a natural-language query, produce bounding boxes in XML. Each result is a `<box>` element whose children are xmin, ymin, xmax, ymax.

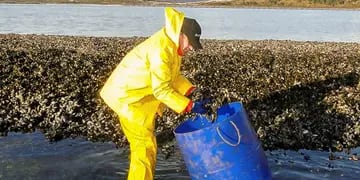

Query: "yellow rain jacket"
<box><xmin>100</xmin><ymin>7</ymin><xmax>193</xmax><ymax>117</ymax></box>
<box><xmin>100</xmin><ymin>7</ymin><xmax>194</xmax><ymax>179</ymax></box>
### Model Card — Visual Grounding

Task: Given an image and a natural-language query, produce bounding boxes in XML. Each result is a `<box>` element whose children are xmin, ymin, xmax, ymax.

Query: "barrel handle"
<box><xmin>216</xmin><ymin>120</ymin><xmax>241</xmax><ymax>147</ymax></box>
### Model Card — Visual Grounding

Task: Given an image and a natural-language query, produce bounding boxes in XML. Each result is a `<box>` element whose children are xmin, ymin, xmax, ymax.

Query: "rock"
<box><xmin>0</xmin><ymin>34</ymin><xmax>359</xmax><ymax>152</ymax></box>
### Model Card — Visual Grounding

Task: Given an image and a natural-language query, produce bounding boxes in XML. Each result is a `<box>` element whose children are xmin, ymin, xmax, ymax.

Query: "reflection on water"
<box><xmin>0</xmin><ymin>4</ymin><xmax>360</xmax><ymax>42</ymax></box>
<box><xmin>1</xmin><ymin>132</ymin><xmax>359</xmax><ymax>179</ymax></box>
<box><xmin>0</xmin><ymin>132</ymin><xmax>189</xmax><ymax>179</ymax></box>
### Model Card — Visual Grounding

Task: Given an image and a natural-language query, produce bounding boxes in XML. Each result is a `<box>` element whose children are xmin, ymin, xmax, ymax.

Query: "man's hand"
<box><xmin>191</xmin><ymin>98</ymin><xmax>212</xmax><ymax>114</ymax></box>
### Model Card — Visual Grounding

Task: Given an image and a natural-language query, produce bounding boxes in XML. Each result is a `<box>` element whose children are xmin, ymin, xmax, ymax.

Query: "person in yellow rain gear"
<box><xmin>100</xmin><ymin>7</ymin><xmax>210</xmax><ymax>180</ymax></box>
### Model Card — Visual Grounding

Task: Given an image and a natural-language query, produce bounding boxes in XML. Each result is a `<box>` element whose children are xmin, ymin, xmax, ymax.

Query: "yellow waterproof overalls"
<box><xmin>100</xmin><ymin>7</ymin><xmax>193</xmax><ymax>180</ymax></box>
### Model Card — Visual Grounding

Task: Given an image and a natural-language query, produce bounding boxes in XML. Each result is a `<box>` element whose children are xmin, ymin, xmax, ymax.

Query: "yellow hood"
<box><xmin>164</xmin><ymin>7</ymin><xmax>184</xmax><ymax>47</ymax></box>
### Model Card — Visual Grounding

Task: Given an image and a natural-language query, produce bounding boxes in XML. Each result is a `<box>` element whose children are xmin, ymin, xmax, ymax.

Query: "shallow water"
<box><xmin>0</xmin><ymin>4</ymin><xmax>359</xmax><ymax>42</ymax></box>
<box><xmin>1</xmin><ymin>132</ymin><xmax>359</xmax><ymax>179</ymax></box>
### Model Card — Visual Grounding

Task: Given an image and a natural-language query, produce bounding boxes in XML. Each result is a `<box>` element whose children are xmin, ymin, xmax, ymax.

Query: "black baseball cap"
<box><xmin>181</xmin><ymin>17</ymin><xmax>203</xmax><ymax>50</ymax></box>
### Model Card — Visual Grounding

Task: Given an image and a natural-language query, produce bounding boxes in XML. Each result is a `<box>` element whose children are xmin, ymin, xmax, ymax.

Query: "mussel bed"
<box><xmin>0</xmin><ymin>34</ymin><xmax>359</xmax><ymax>152</ymax></box>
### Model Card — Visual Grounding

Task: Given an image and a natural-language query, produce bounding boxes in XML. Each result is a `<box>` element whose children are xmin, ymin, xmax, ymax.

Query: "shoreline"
<box><xmin>4</xmin><ymin>33</ymin><xmax>360</xmax><ymax>44</ymax></box>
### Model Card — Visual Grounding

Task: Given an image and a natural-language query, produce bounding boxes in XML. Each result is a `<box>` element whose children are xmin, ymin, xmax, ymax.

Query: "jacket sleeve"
<box><xmin>173</xmin><ymin>74</ymin><xmax>194</xmax><ymax>96</ymax></box>
<box><xmin>150</xmin><ymin>52</ymin><xmax>190</xmax><ymax>113</ymax></box>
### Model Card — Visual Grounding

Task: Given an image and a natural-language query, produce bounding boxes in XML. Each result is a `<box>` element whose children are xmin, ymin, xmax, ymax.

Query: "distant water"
<box><xmin>1</xmin><ymin>132</ymin><xmax>359</xmax><ymax>179</ymax></box>
<box><xmin>0</xmin><ymin>4</ymin><xmax>360</xmax><ymax>42</ymax></box>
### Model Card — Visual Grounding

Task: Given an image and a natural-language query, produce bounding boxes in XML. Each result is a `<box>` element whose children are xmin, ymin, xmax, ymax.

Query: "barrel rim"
<box><xmin>173</xmin><ymin>102</ymin><xmax>244</xmax><ymax>135</ymax></box>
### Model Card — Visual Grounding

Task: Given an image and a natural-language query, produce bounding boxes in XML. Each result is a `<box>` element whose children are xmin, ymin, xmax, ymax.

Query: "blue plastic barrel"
<box><xmin>174</xmin><ymin>102</ymin><xmax>272</xmax><ymax>180</ymax></box>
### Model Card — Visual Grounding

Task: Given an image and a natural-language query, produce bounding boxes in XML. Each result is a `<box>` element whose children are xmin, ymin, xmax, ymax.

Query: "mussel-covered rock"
<box><xmin>0</xmin><ymin>34</ymin><xmax>359</xmax><ymax>153</ymax></box>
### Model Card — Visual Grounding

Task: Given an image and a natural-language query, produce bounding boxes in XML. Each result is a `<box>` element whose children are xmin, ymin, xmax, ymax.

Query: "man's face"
<box><xmin>179</xmin><ymin>33</ymin><xmax>194</xmax><ymax>56</ymax></box>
